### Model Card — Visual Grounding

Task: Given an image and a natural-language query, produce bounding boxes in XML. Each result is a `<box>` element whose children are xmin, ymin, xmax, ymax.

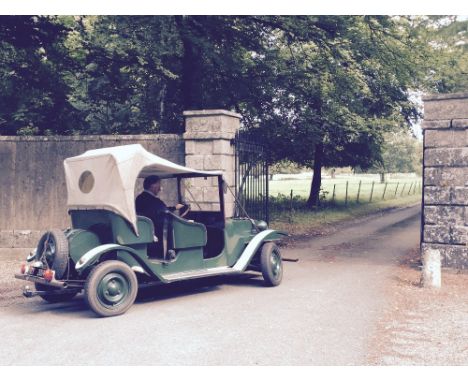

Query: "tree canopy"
<box><xmin>370</xmin><ymin>131</ymin><xmax>423</xmax><ymax>177</ymax></box>
<box><xmin>0</xmin><ymin>15</ymin><xmax>465</xmax><ymax>205</ymax></box>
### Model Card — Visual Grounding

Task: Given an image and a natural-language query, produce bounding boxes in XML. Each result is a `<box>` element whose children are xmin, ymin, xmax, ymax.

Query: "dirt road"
<box><xmin>0</xmin><ymin>205</ymin><xmax>438</xmax><ymax>365</ymax></box>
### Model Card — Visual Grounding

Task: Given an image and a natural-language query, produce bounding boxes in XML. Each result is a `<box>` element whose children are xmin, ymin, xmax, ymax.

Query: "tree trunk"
<box><xmin>307</xmin><ymin>142</ymin><xmax>324</xmax><ymax>208</ymax></box>
<box><xmin>175</xmin><ymin>16</ymin><xmax>199</xmax><ymax>110</ymax></box>
<box><xmin>380</xmin><ymin>172</ymin><xmax>385</xmax><ymax>183</ymax></box>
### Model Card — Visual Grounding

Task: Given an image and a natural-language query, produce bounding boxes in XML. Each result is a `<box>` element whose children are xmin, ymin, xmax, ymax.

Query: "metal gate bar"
<box><xmin>233</xmin><ymin>131</ymin><xmax>269</xmax><ymax>222</ymax></box>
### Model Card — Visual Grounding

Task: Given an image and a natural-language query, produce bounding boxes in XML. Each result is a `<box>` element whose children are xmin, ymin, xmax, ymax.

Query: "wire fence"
<box><xmin>269</xmin><ymin>180</ymin><xmax>422</xmax><ymax>220</ymax></box>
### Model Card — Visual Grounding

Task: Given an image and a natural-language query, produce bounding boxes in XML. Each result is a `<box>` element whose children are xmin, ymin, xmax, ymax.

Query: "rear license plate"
<box><xmin>28</xmin><ymin>267</ymin><xmax>44</xmax><ymax>277</ymax></box>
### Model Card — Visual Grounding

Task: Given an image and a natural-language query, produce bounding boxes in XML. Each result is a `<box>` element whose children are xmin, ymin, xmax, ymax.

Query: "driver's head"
<box><xmin>143</xmin><ymin>175</ymin><xmax>161</xmax><ymax>196</ymax></box>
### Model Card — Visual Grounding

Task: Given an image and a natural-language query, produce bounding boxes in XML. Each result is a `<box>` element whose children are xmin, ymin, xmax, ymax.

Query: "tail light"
<box><xmin>20</xmin><ymin>263</ymin><xmax>27</xmax><ymax>274</ymax></box>
<box><xmin>43</xmin><ymin>269</ymin><xmax>54</xmax><ymax>282</ymax></box>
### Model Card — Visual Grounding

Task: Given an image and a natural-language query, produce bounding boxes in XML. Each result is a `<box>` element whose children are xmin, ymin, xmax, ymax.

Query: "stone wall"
<box><xmin>422</xmin><ymin>93</ymin><xmax>468</xmax><ymax>269</ymax></box>
<box><xmin>0</xmin><ymin>135</ymin><xmax>184</xmax><ymax>248</ymax></box>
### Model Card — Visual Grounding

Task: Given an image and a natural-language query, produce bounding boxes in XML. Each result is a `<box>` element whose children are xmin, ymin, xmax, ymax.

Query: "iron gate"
<box><xmin>233</xmin><ymin>130</ymin><xmax>269</xmax><ymax>222</ymax></box>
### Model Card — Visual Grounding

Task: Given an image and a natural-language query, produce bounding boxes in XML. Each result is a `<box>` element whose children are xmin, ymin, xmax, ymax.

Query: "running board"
<box><xmin>163</xmin><ymin>266</ymin><xmax>240</xmax><ymax>282</ymax></box>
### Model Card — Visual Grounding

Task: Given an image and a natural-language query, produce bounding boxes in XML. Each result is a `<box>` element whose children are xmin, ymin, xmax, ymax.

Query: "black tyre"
<box><xmin>260</xmin><ymin>242</ymin><xmax>283</xmax><ymax>286</ymax></box>
<box><xmin>84</xmin><ymin>261</ymin><xmax>138</xmax><ymax>317</ymax></box>
<box><xmin>36</xmin><ymin>229</ymin><xmax>69</xmax><ymax>280</ymax></box>
<box><xmin>34</xmin><ymin>283</ymin><xmax>78</xmax><ymax>303</ymax></box>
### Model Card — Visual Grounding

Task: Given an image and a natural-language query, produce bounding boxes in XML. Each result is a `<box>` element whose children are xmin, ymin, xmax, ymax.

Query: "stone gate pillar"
<box><xmin>422</xmin><ymin>93</ymin><xmax>468</xmax><ymax>278</ymax></box>
<box><xmin>183</xmin><ymin>110</ymin><xmax>241</xmax><ymax>217</ymax></box>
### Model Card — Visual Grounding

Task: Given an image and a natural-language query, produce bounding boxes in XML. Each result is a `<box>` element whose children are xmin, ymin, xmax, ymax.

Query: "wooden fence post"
<box><xmin>356</xmin><ymin>180</ymin><xmax>362</xmax><ymax>203</ymax></box>
<box><xmin>408</xmin><ymin>182</ymin><xmax>413</xmax><ymax>195</ymax></box>
<box><xmin>345</xmin><ymin>181</ymin><xmax>349</xmax><ymax>205</ymax></box>
<box><xmin>369</xmin><ymin>181</ymin><xmax>375</xmax><ymax>202</ymax></box>
<box><xmin>332</xmin><ymin>184</ymin><xmax>336</xmax><ymax>204</ymax></box>
<box><xmin>382</xmin><ymin>182</ymin><xmax>388</xmax><ymax>200</ymax></box>
<box><xmin>289</xmin><ymin>189</ymin><xmax>293</xmax><ymax>223</ymax></box>
<box><xmin>394</xmin><ymin>182</ymin><xmax>399</xmax><ymax>198</ymax></box>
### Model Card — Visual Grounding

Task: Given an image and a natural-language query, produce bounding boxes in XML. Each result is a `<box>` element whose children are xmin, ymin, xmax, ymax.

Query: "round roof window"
<box><xmin>79</xmin><ymin>171</ymin><xmax>95</xmax><ymax>194</ymax></box>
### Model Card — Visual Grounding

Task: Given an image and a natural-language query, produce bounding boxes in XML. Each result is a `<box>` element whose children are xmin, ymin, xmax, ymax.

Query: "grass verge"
<box><xmin>269</xmin><ymin>193</ymin><xmax>421</xmax><ymax>238</ymax></box>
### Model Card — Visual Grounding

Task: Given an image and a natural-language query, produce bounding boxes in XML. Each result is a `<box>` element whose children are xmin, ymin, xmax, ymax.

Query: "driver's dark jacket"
<box><xmin>135</xmin><ymin>190</ymin><xmax>167</xmax><ymax>255</ymax></box>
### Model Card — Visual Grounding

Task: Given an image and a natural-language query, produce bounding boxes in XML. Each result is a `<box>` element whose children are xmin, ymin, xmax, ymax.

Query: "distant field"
<box><xmin>267</xmin><ymin>173</ymin><xmax>422</xmax><ymax>233</ymax></box>
<box><xmin>269</xmin><ymin>173</ymin><xmax>422</xmax><ymax>204</ymax></box>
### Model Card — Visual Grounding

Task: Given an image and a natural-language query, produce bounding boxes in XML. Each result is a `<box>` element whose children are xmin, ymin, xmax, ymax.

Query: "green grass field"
<box><xmin>269</xmin><ymin>174</ymin><xmax>422</xmax><ymax>204</ymax></box>
<box><xmin>267</xmin><ymin>174</ymin><xmax>422</xmax><ymax>235</ymax></box>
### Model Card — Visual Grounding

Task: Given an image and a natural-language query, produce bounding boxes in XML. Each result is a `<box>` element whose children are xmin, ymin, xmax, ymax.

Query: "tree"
<box><xmin>0</xmin><ymin>15</ymin><xmax>450</xmax><ymax>205</ymax></box>
<box><xmin>66</xmin><ymin>16</ymin><xmax>435</xmax><ymax>207</ymax></box>
<box><xmin>240</xmin><ymin>16</ymin><xmax>428</xmax><ymax>207</ymax></box>
<box><xmin>61</xmin><ymin>15</ymin><xmax>278</xmax><ymax>134</ymax></box>
<box><xmin>423</xmin><ymin>16</ymin><xmax>468</xmax><ymax>93</ymax></box>
<box><xmin>63</xmin><ymin>16</ymin><xmax>183</xmax><ymax>134</ymax></box>
<box><xmin>0</xmin><ymin>16</ymin><xmax>82</xmax><ymax>135</ymax></box>
<box><xmin>372</xmin><ymin>132</ymin><xmax>423</xmax><ymax>178</ymax></box>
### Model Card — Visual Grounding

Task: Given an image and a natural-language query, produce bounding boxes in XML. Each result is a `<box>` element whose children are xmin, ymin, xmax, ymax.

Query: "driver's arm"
<box><xmin>174</xmin><ymin>203</ymin><xmax>190</xmax><ymax>218</ymax></box>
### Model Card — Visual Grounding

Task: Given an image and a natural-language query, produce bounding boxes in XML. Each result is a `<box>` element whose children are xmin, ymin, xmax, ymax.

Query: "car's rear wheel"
<box><xmin>35</xmin><ymin>229</ymin><xmax>69</xmax><ymax>280</ymax></box>
<box><xmin>34</xmin><ymin>283</ymin><xmax>78</xmax><ymax>303</ymax></box>
<box><xmin>84</xmin><ymin>260</ymin><xmax>138</xmax><ymax>317</ymax></box>
<box><xmin>260</xmin><ymin>242</ymin><xmax>283</xmax><ymax>286</ymax></box>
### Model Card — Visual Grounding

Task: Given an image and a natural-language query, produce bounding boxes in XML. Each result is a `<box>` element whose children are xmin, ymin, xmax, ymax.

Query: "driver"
<box><xmin>136</xmin><ymin>176</ymin><xmax>189</xmax><ymax>257</ymax></box>
<box><xmin>135</xmin><ymin>175</ymin><xmax>189</xmax><ymax>223</ymax></box>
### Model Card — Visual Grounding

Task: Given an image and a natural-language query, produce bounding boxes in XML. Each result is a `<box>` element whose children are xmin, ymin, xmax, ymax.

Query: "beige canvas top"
<box><xmin>64</xmin><ymin>144</ymin><xmax>222</xmax><ymax>232</ymax></box>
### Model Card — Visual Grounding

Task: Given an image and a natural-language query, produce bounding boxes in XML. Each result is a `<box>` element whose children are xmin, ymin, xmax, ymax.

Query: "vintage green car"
<box><xmin>15</xmin><ymin>144</ymin><xmax>286</xmax><ymax>317</ymax></box>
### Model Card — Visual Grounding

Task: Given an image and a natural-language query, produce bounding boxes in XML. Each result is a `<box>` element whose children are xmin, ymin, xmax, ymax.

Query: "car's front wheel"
<box><xmin>260</xmin><ymin>242</ymin><xmax>283</xmax><ymax>286</ymax></box>
<box><xmin>84</xmin><ymin>260</ymin><xmax>138</xmax><ymax>317</ymax></box>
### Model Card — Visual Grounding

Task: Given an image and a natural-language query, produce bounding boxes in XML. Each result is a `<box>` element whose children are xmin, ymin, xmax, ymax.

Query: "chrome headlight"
<box><xmin>256</xmin><ymin>220</ymin><xmax>268</xmax><ymax>231</ymax></box>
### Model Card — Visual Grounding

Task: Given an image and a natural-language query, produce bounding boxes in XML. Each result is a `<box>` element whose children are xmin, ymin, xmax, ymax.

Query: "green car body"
<box><xmin>68</xmin><ymin>208</ymin><xmax>286</xmax><ymax>282</ymax></box>
<box><xmin>15</xmin><ymin>145</ymin><xmax>287</xmax><ymax>317</ymax></box>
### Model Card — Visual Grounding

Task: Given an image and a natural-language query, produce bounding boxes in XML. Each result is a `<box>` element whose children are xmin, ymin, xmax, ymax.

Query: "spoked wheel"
<box><xmin>260</xmin><ymin>243</ymin><xmax>283</xmax><ymax>287</ymax></box>
<box><xmin>85</xmin><ymin>261</ymin><xmax>138</xmax><ymax>317</ymax></box>
<box><xmin>35</xmin><ymin>229</ymin><xmax>69</xmax><ymax>280</ymax></box>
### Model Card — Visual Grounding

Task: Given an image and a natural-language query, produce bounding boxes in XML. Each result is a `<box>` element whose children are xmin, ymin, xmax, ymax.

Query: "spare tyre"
<box><xmin>35</xmin><ymin>229</ymin><xmax>69</xmax><ymax>280</ymax></box>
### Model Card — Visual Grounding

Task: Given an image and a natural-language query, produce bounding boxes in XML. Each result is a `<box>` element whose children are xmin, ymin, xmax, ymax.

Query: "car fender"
<box><xmin>233</xmin><ymin>229</ymin><xmax>288</xmax><ymax>272</ymax></box>
<box><xmin>75</xmin><ymin>244</ymin><xmax>155</xmax><ymax>277</ymax></box>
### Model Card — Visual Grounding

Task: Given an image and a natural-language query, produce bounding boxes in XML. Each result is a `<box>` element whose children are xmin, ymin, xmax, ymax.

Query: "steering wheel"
<box><xmin>179</xmin><ymin>203</ymin><xmax>191</xmax><ymax>218</ymax></box>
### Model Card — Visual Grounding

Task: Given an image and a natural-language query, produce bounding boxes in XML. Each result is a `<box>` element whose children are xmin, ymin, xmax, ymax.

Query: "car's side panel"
<box><xmin>169</xmin><ymin>212</ymin><xmax>207</xmax><ymax>249</ymax></box>
<box><xmin>74</xmin><ymin>244</ymin><xmax>161</xmax><ymax>279</ymax></box>
<box><xmin>148</xmin><ymin>248</ymin><xmax>205</xmax><ymax>276</ymax></box>
<box><xmin>70</xmin><ymin>212</ymin><xmax>286</xmax><ymax>285</ymax></box>
<box><xmin>111</xmin><ymin>215</ymin><xmax>155</xmax><ymax>245</ymax></box>
<box><xmin>203</xmin><ymin>218</ymin><xmax>255</xmax><ymax>269</ymax></box>
<box><xmin>70</xmin><ymin>210</ymin><xmax>155</xmax><ymax>245</ymax></box>
<box><xmin>75</xmin><ymin>242</ymin><xmax>207</xmax><ymax>281</ymax></box>
<box><xmin>68</xmin><ymin>229</ymin><xmax>102</xmax><ymax>265</ymax></box>
<box><xmin>75</xmin><ymin>244</ymin><xmax>125</xmax><ymax>271</ymax></box>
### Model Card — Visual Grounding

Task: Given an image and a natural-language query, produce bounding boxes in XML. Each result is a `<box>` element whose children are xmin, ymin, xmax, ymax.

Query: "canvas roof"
<box><xmin>64</xmin><ymin>144</ymin><xmax>222</xmax><ymax>232</ymax></box>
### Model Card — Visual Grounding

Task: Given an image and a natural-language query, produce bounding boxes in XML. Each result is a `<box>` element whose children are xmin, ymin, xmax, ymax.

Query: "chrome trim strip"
<box><xmin>75</xmin><ymin>244</ymin><xmax>121</xmax><ymax>270</ymax></box>
<box><xmin>233</xmin><ymin>229</ymin><xmax>275</xmax><ymax>272</ymax></box>
<box><xmin>163</xmin><ymin>266</ymin><xmax>238</xmax><ymax>282</ymax></box>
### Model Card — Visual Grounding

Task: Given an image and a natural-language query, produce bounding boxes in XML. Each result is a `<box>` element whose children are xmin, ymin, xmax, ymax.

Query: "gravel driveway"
<box><xmin>1</xmin><ymin>204</ymin><xmax>466</xmax><ymax>365</ymax></box>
